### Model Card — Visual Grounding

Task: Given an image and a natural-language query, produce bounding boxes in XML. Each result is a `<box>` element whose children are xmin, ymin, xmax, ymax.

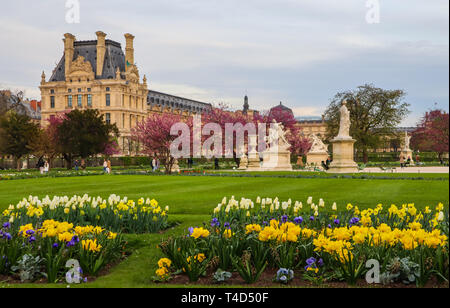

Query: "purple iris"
<box><xmin>306</xmin><ymin>257</ymin><xmax>316</xmax><ymax>265</ymax></box>
<box><xmin>28</xmin><ymin>236</ymin><xmax>36</xmax><ymax>243</ymax></box>
<box><xmin>224</xmin><ymin>222</ymin><xmax>231</xmax><ymax>229</ymax></box>
<box><xmin>26</xmin><ymin>229</ymin><xmax>35</xmax><ymax>236</ymax></box>
<box><xmin>281</xmin><ymin>215</ymin><xmax>289</xmax><ymax>223</ymax></box>
<box><xmin>309</xmin><ymin>216</ymin><xmax>315</xmax><ymax>221</ymax></box>
<box><xmin>294</xmin><ymin>217</ymin><xmax>303</xmax><ymax>225</ymax></box>
<box><xmin>211</xmin><ymin>218</ymin><xmax>220</xmax><ymax>228</ymax></box>
<box><xmin>4</xmin><ymin>232</ymin><xmax>12</xmax><ymax>240</ymax></box>
<box><xmin>349</xmin><ymin>217</ymin><xmax>360</xmax><ymax>225</ymax></box>
<box><xmin>318</xmin><ymin>258</ymin><xmax>324</xmax><ymax>267</ymax></box>
<box><xmin>188</xmin><ymin>227</ymin><xmax>194</xmax><ymax>236</ymax></box>
<box><xmin>66</xmin><ymin>240</ymin><xmax>75</xmax><ymax>247</ymax></box>
<box><xmin>334</xmin><ymin>219</ymin><xmax>340</xmax><ymax>225</ymax></box>
<box><xmin>2</xmin><ymin>222</ymin><xmax>10</xmax><ymax>229</ymax></box>
<box><xmin>52</xmin><ymin>243</ymin><xmax>59</xmax><ymax>248</ymax></box>
<box><xmin>71</xmin><ymin>235</ymin><xmax>80</xmax><ymax>243</ymax></box>
<box><xmin>262</xmin><ymin>221</ymin><xmax>269</xmax><ymax>226</ymax></box>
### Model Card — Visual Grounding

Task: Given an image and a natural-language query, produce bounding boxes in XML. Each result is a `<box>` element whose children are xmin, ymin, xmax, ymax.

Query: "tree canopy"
<box><xmin>324</xmin><ymin>84</ymin><xmax>410</xmax><ymax>162</ymax></box>
<box><xmin>0</xmin><ymin>111</ymin><xmax>40</xmax><ymax>169</ymax></box>
<box><xmin>411</xmin><ymin>109</ymin><xmax>449</xmax><ymax>159</ymax></box>
<box><xmin>56</xmin><ymin>109</ymin><xmax>119</xmax><ymax>167</ymax></box>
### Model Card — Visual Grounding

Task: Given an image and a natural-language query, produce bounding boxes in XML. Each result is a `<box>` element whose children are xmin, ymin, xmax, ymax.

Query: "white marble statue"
<box><xmin>266</xmin><ymin>119</ymin><xmax>290</xmax><ymax>151</ymax></box>
<box><xmin>404</xmin><ymin>131</ymin><xmax>411</xmax><ymax>150</ymax></box>
<box><xmin>309</xmin><ymin>134</ymin><xmax>328</xmax><ymax>153</ymax></box>
<box><xmin>337</xmin><ymin>100</ymin><xmax>351</xmax><ymax>138</ymax></box>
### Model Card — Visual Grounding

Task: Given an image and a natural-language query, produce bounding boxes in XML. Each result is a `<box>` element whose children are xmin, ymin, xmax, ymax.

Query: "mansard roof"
<box><xmin>147</xmin><ymin>89</ymin><xmax>212</xmax><ymax>112</ymax></box>
<box><xmin>49</xmin><ymin>40</ymin><xmax>126</xmax><ymax>82</ymax></box>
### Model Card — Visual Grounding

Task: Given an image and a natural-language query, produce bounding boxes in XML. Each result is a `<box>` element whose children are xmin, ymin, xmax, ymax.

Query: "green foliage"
<box><xmin>381</xmin><ymin>257</ymin><xmax>420</xmax><ymax>285</ymax></box>
<box><xmin>57</xmin><ymin>109</ymin><xmax>119</xmax><ymax>163</ymax></box>
<box><xmin>11</xmin><ymin>254</ymin><xmax>45</xmax><ymax>282</ymax></box>
<box><xmin>324</xmin><ymin>84</ymin><xmax>410</xmax><ymax>162</ymax></box>
<box><xmin>0</xmin><ymin>111</ymin><xmax>39</xmax><ymax>167</ymax></box>
<box><xmin>232</xmin><ymin>240</ymin><xmax>268</xmax><ymax>284</ymax></box>
<box><xmin>212</xmin><ymin>268</ymin><xmax>232</xmax><ymax>283</ymax></box>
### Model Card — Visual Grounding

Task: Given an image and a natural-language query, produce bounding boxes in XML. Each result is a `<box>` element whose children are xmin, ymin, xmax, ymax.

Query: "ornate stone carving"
<box><xmin>125</xmin><ymin>64</ymin><xmax>140</xmax><ymax>83</ymax></box>
<box><xmin>266</xmin><ymin>119</ymin><xmax>291</xmax><ymax>151</ymax></box>
<box><xmin>115</xmin><ymin>67</ymin><xmax>121</xmax><ymax>80</ymax></box>
<box><xmin>69</xmin><ymin>56</ymin><xmax>94</xmax><ymax>75</ymax></box>
<box><xmin>308</xmin><ymin>134</ymin><xmax>328</xmax><ymax>153</ymax></box>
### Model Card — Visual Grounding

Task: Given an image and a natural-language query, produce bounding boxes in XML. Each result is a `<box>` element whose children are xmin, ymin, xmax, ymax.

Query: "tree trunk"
<box><xmin>16</xmin><ymin>157</ymin><xmax>21</xmax><ymax>171</ymax></box>
<box><xmin>363</xmin><ymin>149</ymin><xmax>369</xmax><ymax>164</ymax></box>
<box><xmin>63</xmin><ymin>153</ymin><xmax>72</xmax><ymax>170</ymax></box>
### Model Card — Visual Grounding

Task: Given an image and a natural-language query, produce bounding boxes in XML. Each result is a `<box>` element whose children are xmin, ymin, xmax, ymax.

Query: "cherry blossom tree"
<box><xmin>132</xmin><ymin>112</ymin><xmax>189</xmax><ymax>174</ymax></box>
<box><xmin>30</xmin><ymin>115</ymin><xmax>64</xmax><ymax>168</ymax></box>
<box><xmin>411</xmin><ymin>109</ymin><xmax>449</xmax><ymax>161</ymax></box>
<box><xmin>255</xmin><ymin>107</ymin><xmax>311</xmax><ymax>156</ymax></box>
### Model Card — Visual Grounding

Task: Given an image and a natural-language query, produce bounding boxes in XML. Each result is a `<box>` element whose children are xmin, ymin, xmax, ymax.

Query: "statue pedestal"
<box><xmin>247</xmin><ymin>134</ymin><xmax>262</xmax><ymax>171</ymax></box>
<box><xmin>261</xmin><ymin>149</ymin><xmax>292</xmax><ymax>171</ymax></box>
<box><xmin>170</xmin><ymin>159</ymin><xmax>180</xmax><ymax>173</ymax></box>
<box><xmin>400</xmin><ymin>149</ymin><xmax>415</xmax><ymax>165</ymax></box>
<box><xmin>238</xmin><ymin>155</ymin><xmax>248</xmax><ymax>170</ymax></box>
<box><xmin>247</xmin><ymin>155</ymin><xmax>261</xmax><ymax>171</ymax></box>
<box><xmin>328</xmin><ymin>137</ymin><xmax>358</xmax><ymax>173</ymax></box>
<box><xmin>307</xmin><ymin>152</ymin><xmax>329</xmax><ymax>165</ymax></box>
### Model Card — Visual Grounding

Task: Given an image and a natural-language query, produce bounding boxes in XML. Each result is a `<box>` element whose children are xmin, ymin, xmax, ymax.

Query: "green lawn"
<box><xmin>0</xmin><ymin>174</ymin><xmax>448</xmax><ymax>288</ymax></box>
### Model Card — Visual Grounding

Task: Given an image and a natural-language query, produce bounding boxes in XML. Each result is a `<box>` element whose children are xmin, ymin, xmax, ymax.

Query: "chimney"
<box><xmin>124</xmin><ymin>33</ymin><xmax>135</xmax><ymax>71</ymax></box>
<box><xmin>64</xmin><ymin>33</ymin><xmax>75</xmax><ymax>77</ymax></box>
<box><xmin>96</xmin><ymin>31</ymin><xmax>107</xmax><ymax>77</ymax></box>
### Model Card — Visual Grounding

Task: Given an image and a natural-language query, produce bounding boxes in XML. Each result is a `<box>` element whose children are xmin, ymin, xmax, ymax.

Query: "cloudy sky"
<box><xmin>0</xmin><ymin>0</ymin><xmax>448</xmax><ymax>125</ymax></box>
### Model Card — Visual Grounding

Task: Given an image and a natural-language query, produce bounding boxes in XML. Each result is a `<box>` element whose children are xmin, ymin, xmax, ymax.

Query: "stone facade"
<box><xmin>40</xmin><ymin>32</ymin><xmax>212</xmax><ymax>155</ymax></box>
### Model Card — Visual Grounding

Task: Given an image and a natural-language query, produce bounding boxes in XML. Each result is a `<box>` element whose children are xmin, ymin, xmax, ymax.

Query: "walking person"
<box><xmin>107</xmin><ymin>159</ymin><xmax>112</xmax><ymax>174</ymax></box>
<box><xmin>103</xmin><ymin>159</ymin><xmax>108</xmax><ymax>173</ymax></box>
<box><xmin>43</xmin><ymin>161</ymin><xmax>49</xmax><ymax>174</ymax></box>
<box><xmin>74</xmin><ymin>159</ymin><xmax>79</xmax><ymax>171</ymax></box>
<box><xmin>37</xmin><ymin>157</ymin><xmax>44</xmax><ymax>174</ymax></box>
<box><xmin>152</xmin><ymin>157</ymin><xmax>157</xmax><ymax>172</ymax></box>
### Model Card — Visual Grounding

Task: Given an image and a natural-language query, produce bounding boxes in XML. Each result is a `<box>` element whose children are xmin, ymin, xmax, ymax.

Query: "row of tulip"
<box><xmin>156</xmin><ymin>196</ymin><xmax>449</xmax><ymax>286</ymax></box>
<box><xmin>0</xmin><ymin>219</ymin><xmax>125</xmax><ymax>283</ymax></box>
<box><xmin>2</xmin><ymin>194</ymin><xmax>170</xmax><ymax>234</ymax></box>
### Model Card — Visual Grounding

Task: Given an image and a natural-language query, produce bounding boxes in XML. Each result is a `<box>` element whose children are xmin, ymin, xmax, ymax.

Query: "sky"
<box><xmin>0</xmin><ymin>0</ymin><xmax>448</xmax><ymax>126</ymax></box>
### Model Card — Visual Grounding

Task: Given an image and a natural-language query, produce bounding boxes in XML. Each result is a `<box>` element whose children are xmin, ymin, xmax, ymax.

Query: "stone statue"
<box><xmin>337</xmin><ymin>100</ymin><xmax>351</xmax><ymax>138</ymax></box>
<box><xmin>309</xmin><ymin>134</ymin><xmax>328</xmax><ymax>153</ymax></box>
<box><xmin>266</xmin><ymin>119</ymin><xmax>290</xmax><ymax>150</ymax></box>
<box><xmin>404</xmin><ymin>131</ymin><xmax>411</xmax><ymax>150</ymax></box>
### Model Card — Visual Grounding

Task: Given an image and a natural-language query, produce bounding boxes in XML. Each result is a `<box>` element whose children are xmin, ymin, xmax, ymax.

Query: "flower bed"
<box><xmin>0</xmin><ymin>219</ymin><xmax>125</xmax><ymax>283</ymax></box>
<box><xmin>156</xmin><ymin>196</ymin><xmax>449</xmax><ymax>287</ymax></box>
<box><xmin>2</xmin><ymin>194</ymin><xmax>170</xmax><ymax>234</ymax></box>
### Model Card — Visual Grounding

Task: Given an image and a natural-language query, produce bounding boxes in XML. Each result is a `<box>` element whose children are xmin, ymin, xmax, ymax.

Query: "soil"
<box><xmin>0</xmin><ymin>252</ymin><xmax>130</xmax><ymax>285</ymax></box>
<box><xmin>166</xmin><ymin>268</ymin><xmax>449</xmax><ymax>288</ymax></box>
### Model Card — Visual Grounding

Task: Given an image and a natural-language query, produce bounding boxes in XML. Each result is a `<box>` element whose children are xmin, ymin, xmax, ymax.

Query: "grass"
<box><xmin>0</xmin><ymin>173</ymin><xmax>448</xmax><ymax>288</ymax></box>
